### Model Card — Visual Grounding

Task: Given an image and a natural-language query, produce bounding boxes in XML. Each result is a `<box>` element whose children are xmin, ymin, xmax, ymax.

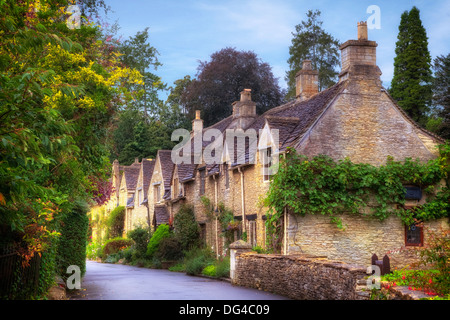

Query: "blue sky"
<box><xmin>103</xmin><ymin>0</ymin><xmax>450</xmax><ymax>94</ymax></box>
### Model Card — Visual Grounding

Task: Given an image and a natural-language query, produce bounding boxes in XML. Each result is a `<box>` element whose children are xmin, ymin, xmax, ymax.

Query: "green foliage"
<box><xmin>173</xmin><ymin>205</ymin><xmax>200</xmax><ymax>251</ymax></box>
<box><xmin>432</xmin><ymin>53</ymin><xmax>450</xmax><ymax>139</ymax></box>
<box><xmin>56</xmin><ymin>200</ymin><xmax>89</xmax><ymax>281</ymax></box>
<box><xmin>156</xmin><ymin>235</ymin><xmax>184</xmax><ymax>261</ymax></box>
<box><xmin>389</xmin><ymin>6</ymin><xmax>433</xmax><ymax>126</ymax></box>
<box><xmin>213</xmin><ymin>256</ymin><xmax>230</xmax><ymax>278</ymax></box>
<box><xmin>416</xmin><ymin>227</ymin><xmax>450</xmax><ymax>296</ymax></box>
<box><xmin>146</xmin><ymin>224</ymin><xmax>170</xmax><ymax>257</ymax></box>
<box><xmin>0</xmin><ymin>0</ymin><xmax>143</xmax><ymax>298</ymax></box>
<box><xmin>202</xmin><ymin>265</ymin><xmax>216</xmax><ymax>277</ymax></box>
<box><xmin>286</xmin><ymin>9</ymin><xmax>340</xmax><ymax>98</ymax></box>
<box><xmin>127</xmin><ymin>226</ymin><xmax>151</xmax><ymax>260</ymax></box>
<box><xmin>102</xmin><ymin>238</ymin><xmax>133</xmax><ymax>257</ymax></box>
<box><xmin>106</xmin><ymin>206</ymin><xmax>125</xmax><ymax>239</ymax></box>
<box><xmin>86</xmin><ymin>242</ymin><xmax>103</xmax><ymax>260</ymax></box>
<box><xmin>264</xmin><ymin>146</ymin><xmax>450</xmax><ymax>252</ymax></box>
<box><xmin>184</xmin><ymin>247</ymin><xmax>215</xmax><ymax>276</ymax></box>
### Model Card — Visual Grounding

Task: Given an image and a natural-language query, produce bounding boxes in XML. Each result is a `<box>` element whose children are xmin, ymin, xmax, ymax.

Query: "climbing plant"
<box><xmin>263</xmin><ymin>144</ymin><xmax>450</xmax><ymax>251</ymax></box>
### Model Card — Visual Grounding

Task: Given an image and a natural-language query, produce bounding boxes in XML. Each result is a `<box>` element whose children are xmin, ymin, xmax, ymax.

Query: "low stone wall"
<box><xmin>232</xmin><ymin>252</ymin><xmax>371</xmax><ymax>300</ymax></box>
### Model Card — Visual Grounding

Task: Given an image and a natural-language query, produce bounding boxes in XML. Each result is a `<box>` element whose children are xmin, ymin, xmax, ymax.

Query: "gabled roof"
<box><xmin>122</xmin><ymin>161</ymin><xmax>141</xmax><ymax>192</ymax></box>
<box><xmin>177</xmin><ymin>162</ymin><xmax>198</xmax><ymax>182</ymax></box>
<box><xmin>157</xmin><ymin>150</ymin><xmax>175</xmax><ymax>192</ymax></box>
<box><xmin>141</xmin><ymin>159</ymin><xmax>156</xmax><ymax>199</ymax></box>
<box><xmin>256</xmin><ymin>80</ymin><xmax>347</xmax><ymax>150</ymax></box>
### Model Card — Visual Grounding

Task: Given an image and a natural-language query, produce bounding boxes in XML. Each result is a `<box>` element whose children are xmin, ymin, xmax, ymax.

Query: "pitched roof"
<box><xmin>141</xmin><ymin>159</ymin><xmax>156</xmax><ymax>199</ymax></box>
<box><xmin>157</xmin><ymin>150</ymin><xmax>175</xmax><ymax>192</ymax></box>
<box><xmin>256</xmin><ymin>80</ymin><xmax>347</xmax><ymax>150</ymax></box>
<box><xmin>122</xmin><ymin>162</ymin><xmax>141</xmax><ymax>191</ymax></box>
<box><xmin>177</xmin><ymin>162</ymin><xmax>198</xmax><ymax>182</ymax></box>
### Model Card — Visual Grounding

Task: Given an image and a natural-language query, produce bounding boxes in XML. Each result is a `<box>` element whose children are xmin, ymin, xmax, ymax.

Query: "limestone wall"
<box><xmin>287</xmin><ymin>213</ymin><xmax>449</xmax><ymax>269</ymax></box>
<box><xmin>233</xmin><ymin>252</ymin><xmax>370</xmax><ymax>300</ymax></box>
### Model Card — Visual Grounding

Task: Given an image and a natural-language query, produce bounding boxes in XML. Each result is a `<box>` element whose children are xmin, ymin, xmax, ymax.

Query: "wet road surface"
<box><xmin>69</xmin><ymin>260</ymin><xmax>290</xmax><ymax>300</ymax></box>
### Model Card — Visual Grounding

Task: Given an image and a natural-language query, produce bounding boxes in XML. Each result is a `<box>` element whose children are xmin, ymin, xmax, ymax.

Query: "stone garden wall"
<box><xmin>232</xmin><ymin>252</ymin><xmax>371</xmax><ymax>300</ymax></box>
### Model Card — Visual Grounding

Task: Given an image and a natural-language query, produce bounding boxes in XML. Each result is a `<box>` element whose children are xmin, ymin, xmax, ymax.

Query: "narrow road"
<box><xmin>69</xmin><ymin>260</ymin><xmax>289</xmax><ymax>300</ymax></box>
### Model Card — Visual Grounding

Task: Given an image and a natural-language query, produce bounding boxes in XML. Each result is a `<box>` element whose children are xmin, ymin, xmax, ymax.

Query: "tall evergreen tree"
<box><xmin>389</xmin><ymin>6</ymin><xmax>433</xmax><ymax>126</ymax></box>
<box><xmin>286</xmin><ymin>10</ymin><xmax>340</xmax><ymax>99</ymax></box>
<box><xmin>432</xmin><ymin>53</ymin><xmax>450</xmax><ymax>139</ymax></box>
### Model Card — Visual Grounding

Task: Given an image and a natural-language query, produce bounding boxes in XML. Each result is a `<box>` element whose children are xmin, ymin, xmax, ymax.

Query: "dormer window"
<box><xmin>138</xmin><ymin>188</ymin><xmax>143</xmax><ymax>206</ymax></box>
<box><xmin>262</xmin><ymin>147</ymin><xmax>272</xmax><ymax>181</ymax></box>
<box><xmin>154</xmin><ymin>183</ymin><xmax>161</xmax><ymax>203</ymax></box>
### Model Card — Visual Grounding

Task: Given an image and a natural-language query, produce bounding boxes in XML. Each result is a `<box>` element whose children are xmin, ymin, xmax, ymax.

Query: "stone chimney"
<box><xmin>192</xmin><ymin>110</ymin><xmax>203</xmax><ymax>134</ymax></box>
<box><xmin>338</xmin><ymin>21</ymin><xmax>381</xmax><ymax>84</ymax></box>
<box><xmin>295</xmin><ymin>60</ymin><xmax>319</xmax><ymax>101</ymax></box>
<box><xmin>232</xmin><ymin>89</ymin><xmax>257</xmax><ymax>129</ymax></box>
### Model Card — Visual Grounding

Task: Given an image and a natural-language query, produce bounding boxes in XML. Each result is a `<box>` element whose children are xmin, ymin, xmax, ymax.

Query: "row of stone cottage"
<box><xmin>90</xmin><ymin>22</ymin><xmax>449</xmax><ymax>268</ymax></box>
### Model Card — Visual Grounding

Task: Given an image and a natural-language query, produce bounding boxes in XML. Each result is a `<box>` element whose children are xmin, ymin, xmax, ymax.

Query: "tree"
<box><xmin>0</xmin><ymin>0</ymin><xmax>143</xmax><ymax>297</ymax></box>
<box><xmin>109</xmin><ymin>28</ymin><xmax>187</xmax><ymax>164</ymax></box>
<box><xmin>286</xmin><ymin>10</ymin><xmax>340</xmax><ymax>99</ymax></box>
<box><xmin>119</xmin><ymin>27</ymin><xmax>164</xmax><ymax>118</ymax></box>
<box><xmin>432</xmin><ymin>53</ymin><xmax>450</xmax><ymax>139</ymax></box>
<box><xmin>181</xmin><ymin>47</ymin><xmax>284</xmax><ymax>127</ymax></box>
<box><xmin>389</xmin><ymin>6</ymin><xmax>433</xmax><ymax>126</ymax></box>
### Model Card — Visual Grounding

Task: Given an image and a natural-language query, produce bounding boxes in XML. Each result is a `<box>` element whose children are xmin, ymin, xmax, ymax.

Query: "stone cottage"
<box><xmin>130</xmin><ymin>158</ymin><xmax>156</xmax><ymax>231</ymax></box>
<box><xmin>162</xmin><ymin>21</ymin><xmax>447</xmax><ymax>268</ymax></box>
<box><xmin>93</xmin><ymin>21</ymin><xmax>447</xmax><ymax>270</ymax></box>
<box><xmin>147</xmin><ymin>150</ymin><xmax>174</xmax><ymax>230</ymax></box>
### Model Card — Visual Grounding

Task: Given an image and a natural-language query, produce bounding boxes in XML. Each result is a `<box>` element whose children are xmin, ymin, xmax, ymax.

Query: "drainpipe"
<box><xmin>238</xmin><ymin>167</ymin><xmax>246</xmax><ymax>235</ymax></box>
<box><xmin>283</xmin><ymin>207</ymin><xmax>287</xmax><ymax>255</ymax></box>
<box><xmin>213</xmin><ymin>174</ymin><xmax>219</xmax><ymax>258</ymax></box>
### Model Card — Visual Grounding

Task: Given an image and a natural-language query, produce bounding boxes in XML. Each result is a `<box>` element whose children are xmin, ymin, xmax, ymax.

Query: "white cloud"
<box><xmin>195</xmin><ymin>0</ymin><xmax>297</xmax><ymax>48</ymax></box>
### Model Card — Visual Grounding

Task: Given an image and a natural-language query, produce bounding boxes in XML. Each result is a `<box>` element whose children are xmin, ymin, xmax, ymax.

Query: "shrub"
<box><xmin>173</xmin><ymin>205</ymin><xmax>200</xmax><ymax>251</ymax></box>
<box><xmin>102</xmin><ymin>238</ymin><xmax>133</xmax><ymax>257</ymax></box>
<box><xmin>156</xmin><ymin>235</ymin><xmax>184</xmax><ymax>261</ymax></box>
<box><xmin>86</xmin><ymin>242</ymin><xmax>103</xmax><ymax>260</ymax></box>
<box><xmin>202</xmin><ymin>265</ymin><xmax>216</xmax><ymax>277</ymax></box>
<box><xmin>146</xmin><ymin>224</ymin><xmax>170</xmax><ymax>257</ymax></box>
<box><xmin>57</xmin><ymin>200</ymin><xmax>90</xmax><ymax>282</ymax></box>
<box><xmin>214</xmin><ymin>256</ymin><xmax>230</xmax><ymax>278</ymax></box>
<box><xmin>127</xmin><ymin>226</ymin><xmax>151</xmax><ymax>260</ymax></box>
<box><xmin>201</xmin><ymin>256</ymin><xmax>230</xmax><ymax>278</ymax></box>
<box><xmin>169</xmin><ymin>263</ymin><xmax>186</xmax><ymax>273</ymax></box>
<box><xmin>184</xmin><ymin>247</ymin><xmax>215</xmax><ymax>276</ymax></box>
<box><xmin>106</xmin><ymin>206</ymin><xmax>125</xmax><ymax>239</ymax></box>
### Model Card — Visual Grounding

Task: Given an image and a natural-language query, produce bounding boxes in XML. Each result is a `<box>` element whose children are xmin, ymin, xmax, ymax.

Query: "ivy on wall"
<box><xmin>263</xmin><ymin>144</ymin><xmax>450</xmax><ymax>251</ymax></box>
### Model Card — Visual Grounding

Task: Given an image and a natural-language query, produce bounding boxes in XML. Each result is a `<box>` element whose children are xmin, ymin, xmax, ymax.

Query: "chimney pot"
<box><xmin>357</xmin><ymin>21</ymin><xmax>368</xmax><ymax>40</ymax></box>
<box><xmin>192</xmin><ymin>109</ymin><xmax>203</xmax><ymax>134</ymax></box>
<box><xmin>240</xmin><ymin>89</ymin><xmax>252</xmax><ymax>102</ymax></box>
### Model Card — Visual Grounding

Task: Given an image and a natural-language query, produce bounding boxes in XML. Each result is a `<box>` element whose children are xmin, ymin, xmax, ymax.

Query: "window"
<box><xmin>262</xmin><ymin>147</ymin><xmax>272</xmax><ymax>181</ymax></box>
<box><xmin>223</xmin><ymin>163</ymin><xmax>229</xmax><ymax>189</ymax></box>
<box><xmin>199</xmin><ymin>168</ymin><xmax>205</xmax><ymax>195</ymax></box>
<box><xmin>155</xmin><ymin>184</ymin><xmax>161</xmax><ymax>203</ymax></box>
<box><xmin>405</xmin><ymin>223</ymin><xmax>423</xmax><ymax>246</ymax></box>
<box><xmin>138</xmin><ymin>189</ymin><xmax>142</xmax><ymax>206</ymax></box>
<box><xmin>173</xmin><ymin>178</ymin><xmax>179</xmax><ymax>198</ymax></box>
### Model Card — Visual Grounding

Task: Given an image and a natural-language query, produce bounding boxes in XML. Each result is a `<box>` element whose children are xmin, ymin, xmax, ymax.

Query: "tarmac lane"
<box><xmin>68</xmin><ymin>260</ymin><xmax>290</xmax><ymax>300</ymax></box>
